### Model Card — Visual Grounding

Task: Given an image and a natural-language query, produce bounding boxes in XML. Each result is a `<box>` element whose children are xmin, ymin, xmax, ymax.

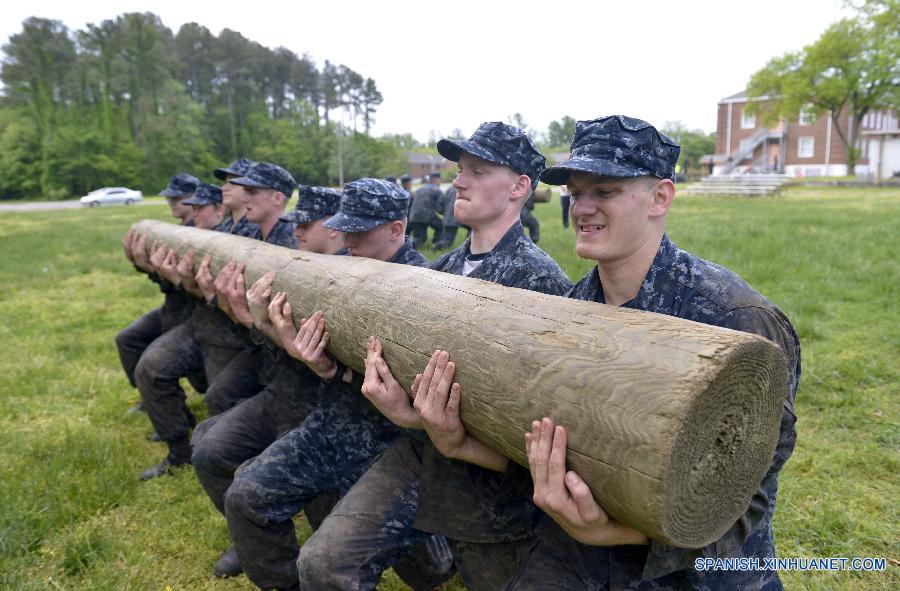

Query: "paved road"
<box><xmin>0</xmin><ymin>199</ymin><xmax>161</xmax><ymax>213</ymax></box>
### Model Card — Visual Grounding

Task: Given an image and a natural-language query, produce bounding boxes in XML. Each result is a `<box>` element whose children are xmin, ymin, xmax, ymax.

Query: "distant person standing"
<box><xmin>213</xmin><ymin>158</ymin><xmax>259</xmax><ymax>237</ymax></box>
<box><xmin>408</xmin><ymin>172</ymin><xmax>444</xmax><ymax>248</ymax></box>
<box><xmin>399</xmin><ymin>173</ymin><xmax>413</xmax><ymax>194</ymax></box>
<box><xmin>401</xmin><ymin>174</ymin><xmax>414</xmax><ymax>236</ymax></box>
<box><xmin>559</xmin><ymin>185</ymin><xmax>571</xmax><ymax>228</ymax></box>
<box><xmin>520</xmin><ymin>189</ymin><xmax>540</xmax><ymax>243</ymax></box>
<box><xmin>432</xmin><ymin>184</ymin><xmax>459</xmax><ymax>250</ymax></box>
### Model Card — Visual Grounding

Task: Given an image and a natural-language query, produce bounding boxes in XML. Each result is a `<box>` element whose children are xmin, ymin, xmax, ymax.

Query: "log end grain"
<box><xmin>658</xmin><ymin>336</ymin><xmax>788</xmax><ymax>547</ymax></box>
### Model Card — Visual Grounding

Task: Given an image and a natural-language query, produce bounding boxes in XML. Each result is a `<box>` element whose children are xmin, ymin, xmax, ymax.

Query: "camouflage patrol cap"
<box><xmin>160</xmin><ymin>173</ymin><xmax>201</xmax><ymax>198</ymax></box>
<box><xmin>437</xmin><ymin>122</ymin><xmax>545</xmax><ymax>189</ymax></box>
<box><xmin>280</xmin><ymin>185</ymin><xmax>343</xmax><ymax>224</ymax></box>
<box><xmin>399</xmin><ymin>174</ymin><xmax>412</xmax><ymax>183</ymax></box>
<box><xmin>324</xmin><ymin>178</ymin><xmax>410</xmax><ymax>233</ymax></box>
<box><xmin>540</xmin><ymin>115</ymin><xmax>681</xmax><ymax>185</ymax></box>
<box><xmin>213</xmin><ymin>157</ymin><xmax>255</xmax><ymax>180</ymax></box>
<box><xmin>182</xmin><ymin>183</ymin><xmax>223</xmax><ymax>206</ymax></box>
<box><xmin>230</xmin><ymin>162</ymin><xmax>296</xmax><ymax>199</ymax></box>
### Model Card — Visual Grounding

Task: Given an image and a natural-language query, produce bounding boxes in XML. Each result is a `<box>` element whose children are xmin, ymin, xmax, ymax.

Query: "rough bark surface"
<box><xmin>130</xmin><ymin>220</ymin><xmax>788</xmax><ymax>547</ymax></box>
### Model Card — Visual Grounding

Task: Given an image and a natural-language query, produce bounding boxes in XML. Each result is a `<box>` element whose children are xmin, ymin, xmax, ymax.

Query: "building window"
<box><xmin>798</xmin><ymin>137</ymin><xmax>815</xmax><ymax>158</ymax></box>
<box><xmin>741</xmin><ymin>110</ymin><xmax>756</xmax><ymax>129</ymax></box>
<box><xmin>799</xmin><ymin>108</ymin><xmax>815</xmax><ymax>126</ymax></box>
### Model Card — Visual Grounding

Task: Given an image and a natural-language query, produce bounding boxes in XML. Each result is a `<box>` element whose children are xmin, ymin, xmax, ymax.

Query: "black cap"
<box><xmin>540</xmin><ymin>116</ymin><xmax>681</xmax><ymax>185</ymax></box>
<box><xmin>214</xmin><ymin>158</ymin><xmax>255</xmax><ymax>180</ymax></box>
<box><xmin>437</xmin><ymin>122</ymin><xmax>545</xmax><ymax>190</ymax></box>
<box><xmin>160</xmin><ymin>173</ymin><xmax>201</xmax><ymax>198</ymax></box>
<box><xmin>183</xmin><ymin>183</ymin><xmax>223</xmax><ymax>206</ymax></box>
<box><xmin>230</xmin><ymin>162</ymin><xmax>297</xmax><ymax>199</ymax></box>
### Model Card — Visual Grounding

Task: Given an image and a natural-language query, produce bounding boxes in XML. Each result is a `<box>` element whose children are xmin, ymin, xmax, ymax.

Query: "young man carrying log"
<box><xmin>161</xmin><ymin>172</ymin><xmax>201</xmax><ymax>225</ymax></box>
<box><xmin>135</xmin><ymin>162</ymin><xmax>297</xmax><ymax>480</ymax></box>
<box><xmin>117</xmin><ymin>173</ymin><xmax>202</xmax><ymax>414</ymax></box>
<box><xmin>184</xmin><ymin>182</ymin><xmax>227</xmax><ymax>230</ymax></box>
<box><xmin>508</xmin><ymin>115</ymin><xmax>801</xmax><ymax>589</ymax></box>
<box><xmin>212</xmin><ymin>157</ymin><xmax>260</xmax><ymax>237</ymax></box>
<box><xmin>190</xmin><ymin>186</ymin><xmax>345</xmax><ymax>579</ymax></box>
<box><xmin>297</xmin><ymin>122</ymin><xmax>574</xmax><ymax>590</ymax></box>
<box><xmin>184</xmin><ymin>162</ymin><xmax>300</xmax><ymax>418</ymax></box>
<box><xmin>219</xmin><ymin>179</ymin><xmax>455</xmax><ymax>591</ymax></box>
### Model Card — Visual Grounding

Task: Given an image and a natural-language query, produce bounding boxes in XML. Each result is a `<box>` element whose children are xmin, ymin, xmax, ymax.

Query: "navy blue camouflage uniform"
<box><xmin>506</xmin><ymin>236</ymin><xmax>800</xmax><ymax>591</ymax></box>
<box><xmin>223</xmin><ymin>179</ymin><xmax>452</xmax><ymax>590</ymax></box>
<box><xmin>200</xmin><ymin>162</ymin><xmax>298</xmax><ymax>415</ymax></box>
<box><xmin>408</xmin><ymin>180</ymin><xmax>443</xmax><ymax>248</ymax></box>
<box><xmin>434</xmin><ymin>185</ymin><xmax>461</xmax><ymax>248</ymax></box>
<box><xmin>137</xmin><ymin>165</ymin><xmax>295</xmax><ymax>466</ymax></box>
<box><xmin>519</xmin><ymin>190</ymin><xmax>540</xmax><ymax>243</ymax></box>
<box><xmin>213</xmin><ymin>158</ymin><xmax>260</xmax><ymax>237</ymax></box>
<box><xmin>298</xmin><ymin>124</ymin><xmax>574</xmax><ymax>591</ymax></box>
<box><xmin>506</xmin><ymin>115</ymin><xmax>800</xmax><ymax>591</ymax></box>
<box><xmin>192</xmin><ymin>185</ymin><xmax>343</xmax><ymax>516</ymax></box>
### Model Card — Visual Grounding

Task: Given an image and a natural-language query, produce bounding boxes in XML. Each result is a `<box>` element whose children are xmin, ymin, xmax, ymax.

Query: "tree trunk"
<box><xmin>130</xmin><ymin>220</ymin><xmax>789</xmax><ymax>548</ymax></box>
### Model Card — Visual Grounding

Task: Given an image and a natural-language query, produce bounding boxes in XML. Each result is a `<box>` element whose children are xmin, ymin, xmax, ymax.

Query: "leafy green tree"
<box><xmin>747</xmin><ymin>0</ymin><xmax>899</xmax><ymax>173</ymax></box>
<box><xmin>328</xmin><ymin>129</ymin><xmax>406</xmax><ymax>184</ymax></box>
<box><xmin>0</xmin><ymin>110</ymin><xmax>42</xmax><ymax>199</ymax></box>
<box><xmin>661</xmin><ymin>122</ymin><xmax>716</xmax><ymax>176</ymax></box>
<box><xmin>174</xmin><ymin>23</ymin><xmax>217</xmax><ymax>105</ymax></box>
<box><xmin>360</xmin><ymin>78</ymin><xmax>383</xmax><ymax>134</ymax></box>
<box><xmin>250</xmin><ymin>103</ymin><xmax>334</xmax><ymax>186</ymax></box>
<box><xmin>547</xmin><ymin>116</ymin><xmax>576</xmax><ymax>148</ymax></box>
<box><xmin>1</xmin><ymin>18</ymin><xmax>77</xmax><ymax>136</ymax></box>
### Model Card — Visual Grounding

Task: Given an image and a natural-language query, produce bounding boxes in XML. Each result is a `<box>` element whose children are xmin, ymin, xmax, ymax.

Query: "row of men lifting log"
<box><xmin>117</xmin><ymin>115</ymin><xmax>799</xmax><ymax>590</ymax></box>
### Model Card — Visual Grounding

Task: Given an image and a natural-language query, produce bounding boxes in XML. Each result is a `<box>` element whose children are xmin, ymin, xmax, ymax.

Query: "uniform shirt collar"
<box><xmin>570</xmin><ymin>234</ymin><xmax>678</xmax><ymax>315</ymax></box>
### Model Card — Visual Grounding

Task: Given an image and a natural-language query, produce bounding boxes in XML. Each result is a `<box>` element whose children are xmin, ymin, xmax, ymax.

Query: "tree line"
<box><xmin>0</xmin><ymin>12</ymin><xmax>723</xmax><ymax>200</ymax></box>
<box><xmin>0</xmin><ymin>13</ymin><xmax>405</xmax><ymax>199</ymax></box>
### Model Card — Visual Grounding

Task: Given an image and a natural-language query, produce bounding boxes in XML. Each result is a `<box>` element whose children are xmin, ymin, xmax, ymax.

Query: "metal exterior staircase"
<box><xmin>720</xmin><ymin>130</ymin><xmax>784</xmax><ymax>175</ymax></box>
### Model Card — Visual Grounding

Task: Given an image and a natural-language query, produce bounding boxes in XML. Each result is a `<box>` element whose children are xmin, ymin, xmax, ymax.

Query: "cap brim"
<box><xmin>323</xmin><ymin>212</ymin><xmax>385</xmax><ymax>233</ymax></box>
<box><xmin>182</xmin><ymin>196</ymin><xmax>216</xmax><ymax>206</ymax></box>
<box><xmin>437</xmin><ymin>139</ymin><xmax>506</xmax><ymax>168</ymax></box>
<box><xmin>540</xmin><ymin>158</ymin><xmax>654</xmax><ymax>185</ymax></box>
<box><xmin>160</xmin><ymin>188</ymin><xmax>187</xmax><ymax>197</ymax></box>
<box><xmin>280</xmin><ymin>211</ymin><xmax>329</xmax><ymax>224</ymax></box>
<box><xmin>229</xmin><ymin>176</ymin><xmax>269</xmax><ymax>189</ymax></box>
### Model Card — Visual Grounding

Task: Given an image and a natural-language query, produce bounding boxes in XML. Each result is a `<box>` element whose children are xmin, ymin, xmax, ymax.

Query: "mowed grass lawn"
<box><xmin>0</xmin><ymin>186</ymin><xmax>897</xmax><ymax>590</ymax></box>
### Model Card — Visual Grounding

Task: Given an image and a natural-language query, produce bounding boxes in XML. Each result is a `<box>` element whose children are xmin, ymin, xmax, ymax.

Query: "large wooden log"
<box><xmin>130</xmin><ymin>220</ymin><xmax>788</xmax><ymax>547</ymax></box>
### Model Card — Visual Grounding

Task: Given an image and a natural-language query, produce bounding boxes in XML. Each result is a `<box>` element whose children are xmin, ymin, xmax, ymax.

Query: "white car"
<box><xmin>80</xmin><ymin>187</ymin><xmax>143</xmax><ymax>207</ymax></box>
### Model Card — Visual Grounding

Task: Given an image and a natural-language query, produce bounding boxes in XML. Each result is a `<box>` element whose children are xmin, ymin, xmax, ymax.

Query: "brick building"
<box><xmin>406</xmin><ymin>152</ymin><xmax>452</xmax><ymax>179</ymax></box>
<box><xmin>704</xmin><ymin>90</ymin><xmax>900</xmax><ymax>179</ymax></box>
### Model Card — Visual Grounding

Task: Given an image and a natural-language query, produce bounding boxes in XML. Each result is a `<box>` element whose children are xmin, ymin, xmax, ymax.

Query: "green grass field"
<box><xmin>0</xmin><ymin>187</ymin><xmax>897</xmax><ymax>590</ymax></box>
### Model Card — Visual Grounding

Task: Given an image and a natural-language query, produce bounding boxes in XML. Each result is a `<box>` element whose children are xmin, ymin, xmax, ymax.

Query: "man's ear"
<box><xmin>390</xmin><ymin>220</ymin><xmax>406</xmax><ymax>239</ymax></box>
<box><xmin>648</xmin><ymin>179</ymin><xmax>675</xmax><ymax>218</ymax></box>
<box><xmin>273</xmin><ymin>191</ymin><xmax>287</xmax><ymax>209</ymax></box>
<box><xmin>510</xmin><ymin>174</ymin><xmax>532</xmax><ymax>202</ymax></box>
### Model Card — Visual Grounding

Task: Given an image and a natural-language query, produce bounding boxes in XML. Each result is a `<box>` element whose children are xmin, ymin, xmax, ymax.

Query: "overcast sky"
<box><xmin>1</xmin><ymin>0</ymin><xmax>851</xmax><ymax>142</ymax></box>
